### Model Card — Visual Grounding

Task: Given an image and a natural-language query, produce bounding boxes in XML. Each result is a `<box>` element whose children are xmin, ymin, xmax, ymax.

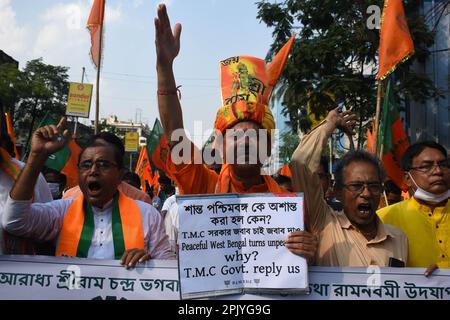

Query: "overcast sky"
<box><xmin>0</xmin><ymin>0</ymin><xmax>276</xmax><ymax>144</ymax></box>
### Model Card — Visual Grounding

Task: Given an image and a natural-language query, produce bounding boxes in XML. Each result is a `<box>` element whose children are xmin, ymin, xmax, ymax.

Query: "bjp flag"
<box><xmin>135</xmin><ymin>147</ymin><xmax>153</xmax><ymax>192</ymax></box>
<box><xmin>378</xmin><ymin>80</ymin><xmax>410</xmax><ymax>191</ymax></box>
<box><xmin>38</xmin><ymin>114</ymin><xmax>81</xmax><ymax>188</ymax></box>
<box><xmin>377</xmin><ymin>0</ymin><xmax>414</xmax><ymax>80</ymax></box>
<box><xmin>61</xmin><ymin>141</ymin><xmax>82</xmax><ymax>189</ymax></box>
<box><xmin>87</xmin><ymin>0</ymin><xmax>105</xmax><ymax>69</ymax></box>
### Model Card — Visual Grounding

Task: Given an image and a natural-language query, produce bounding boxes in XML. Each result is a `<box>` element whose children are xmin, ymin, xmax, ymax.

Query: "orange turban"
<box><xmin>213</xmin><ymin>35</ymin><xmax>295</xmax><ymax>134</ymax></box>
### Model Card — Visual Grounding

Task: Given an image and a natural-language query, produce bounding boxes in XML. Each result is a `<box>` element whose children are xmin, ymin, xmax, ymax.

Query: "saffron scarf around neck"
<box><xmin>215</xmin><ymin>164</ymin><xmax>284</xmax><ymax>193</ymax></box>
<box><xmin>56</xmin><ymin>191</ymin><xmax>144</xmax><ymax>259</ymax></box>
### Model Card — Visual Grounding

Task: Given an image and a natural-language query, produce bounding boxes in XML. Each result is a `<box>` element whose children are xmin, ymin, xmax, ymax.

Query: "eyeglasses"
<box><xmin>78</xmin><ymin>160</ymin><xmax>118</xmax><ymax>172</ymax></box>
<box><xmin>343</xmin><ymin>182</ymin><xmax>383</xmax><ymax>195</ymax></box>
<box><xmin>410</xmin><ymin>160</ymin><xmax>449</xmax><ymax>174</ymax></box>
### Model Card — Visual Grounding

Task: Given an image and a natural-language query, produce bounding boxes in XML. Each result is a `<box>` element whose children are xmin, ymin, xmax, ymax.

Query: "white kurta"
<box><xmin>2</xmin><ymin>195</ymin><xmax>174</xmax><ymax>260</ymax></box>
<box><xmin>0</xmin><ymin>158</ymin><xmax>52</xmax><ymax>254</ymax></box>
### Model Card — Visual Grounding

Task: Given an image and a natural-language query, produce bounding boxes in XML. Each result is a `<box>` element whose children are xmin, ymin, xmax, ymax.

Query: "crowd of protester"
<box><xmin>0</xmin><ymin>5</ymin><xmax>448</xmax><ymax>277</ymax></box>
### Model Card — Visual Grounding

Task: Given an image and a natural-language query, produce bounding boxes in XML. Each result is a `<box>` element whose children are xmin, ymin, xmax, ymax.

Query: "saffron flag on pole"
<box><xmin>378</xmin><ymin>79</ymin><xmax>410</xmax><ymax>191</ymax></box>
<box><xmin>151</xmin><ymin>171</ymin><xmax>161</xmax><ymax>197</ymax></box>
<box><xmin>377</xmin><ymin>0</ymin><xmax>414</xmax><ymax>80</ymax></box>
<box><xmin>135</xmin><ymin>147</ymin><xmax>153</xmax><ymax>193</ymax></box>
<box><xmin>366</xmin><ymin>121</ymin><xmax>375</xmax><ymax>153</ymax></box>
<box><xmin>151</xmin><ymin>134</ymin><xmax>169</xmax><ymax>173</ymax></box>
<box><xmin>87</xmin><ymin>0</ymin><xmax>105</xmax><ymax>69</ymax></box>
<box><xmin>5</xmin><ymin>112</ymin><xmax>19</xmax><ymax>159</ymax></box>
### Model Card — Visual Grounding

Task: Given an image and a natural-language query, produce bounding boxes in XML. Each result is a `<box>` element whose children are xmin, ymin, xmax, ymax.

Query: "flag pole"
<box><xmin>74</xmin><ymin>67</ymin><xmax>86</xmax><ymax>136</ymax></box>
<box><xmin>373</xmin><ymin>80</ymin><xmax>383</xmax><ymax>157</ymax></box>
<box><xmin>94</xmin><ymin>1</ymin><xmax>106</xmax><ymax>135</ymax></box>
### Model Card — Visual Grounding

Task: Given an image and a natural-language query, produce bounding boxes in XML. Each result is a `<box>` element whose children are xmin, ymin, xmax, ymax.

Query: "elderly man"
<box><xmin>378</xmin><ymin>141</ymin><xmax>450</xmax><ymax>270</ymax></box>
<box><xmin>3</xmin><ymin>119</ymin><xmax>173</xmax><ymax>268</ymax></box>
<box><xmin>290</xmin><ymin>109</ymin><xmax>408</xmax><ymax>266</ymax></box>
<box><xmin>154</xmin><ymin>4</ymin><xmax>317</xmax><ymax>261</ymax></box>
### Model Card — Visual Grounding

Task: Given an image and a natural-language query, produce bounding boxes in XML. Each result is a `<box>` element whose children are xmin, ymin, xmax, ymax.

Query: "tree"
<box><xmin>257</xmin><ymin>0</ymin><xmax>442</xmax><ymax>149</ymax></box>
<box><xmin>1</xmin><ymin>59</ymin><xmax>70</xmax><ymax>151</ymax></box>
<box><xmin>279</xmin><ymin>130</ymin><xmax>299</xmax><ymax>164</ymax></box>
<box><xmin>19</xmin><ymin>59</ymin><xmax>69</xmax><ymax>148</ymax></box>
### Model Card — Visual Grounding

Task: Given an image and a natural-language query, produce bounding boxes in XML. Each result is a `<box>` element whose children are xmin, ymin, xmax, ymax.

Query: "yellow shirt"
<box><xmin>377</xmin><ymin>198</ymin><xmax>450</xmax><ymax>268</ymax></box>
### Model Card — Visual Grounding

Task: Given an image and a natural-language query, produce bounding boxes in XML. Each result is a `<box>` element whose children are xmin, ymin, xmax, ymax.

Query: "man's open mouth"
<box><xmin>88</xmin><ymin>181</ymin><xmax>102</xmax><ymax>195</ymax></box>
<box><xmin>357</xmin><ymin>203</ymin><xmax>372</xmax><ymax>216</ymax></box>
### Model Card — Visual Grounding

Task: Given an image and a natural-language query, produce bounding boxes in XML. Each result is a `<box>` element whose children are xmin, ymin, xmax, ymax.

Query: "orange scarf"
<box><xmin>215</xmin><ymin>164</ymin><xmax>285</xmax><ymax>193</ymax></box>
<box><xmin>56</xmin><ymin>191</ymin><xmax>144</xmax><ymax>258</ymax></box>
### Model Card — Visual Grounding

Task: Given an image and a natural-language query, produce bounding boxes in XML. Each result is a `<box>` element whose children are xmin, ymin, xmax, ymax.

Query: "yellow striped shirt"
<box><xmin>377</xmin><ymin>197</ymin><xmax>450</xmax><ymax>268</ymax></box>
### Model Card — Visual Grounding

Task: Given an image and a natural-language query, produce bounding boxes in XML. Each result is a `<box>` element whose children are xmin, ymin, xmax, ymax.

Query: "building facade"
<box><xmin>407</xmin><ymin>1</ymin><xmax>450</xmax><ymax>151</ymax></box>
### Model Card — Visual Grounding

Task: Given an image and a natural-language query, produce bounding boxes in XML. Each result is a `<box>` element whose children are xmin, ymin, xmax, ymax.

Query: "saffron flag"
<box><xmin>377</xmin><ymin>0</ymin><xmax>414</xmax><ymax>80</ymax></box>
<box><xmin>366</xmin><ymin>121</ymin><xmax>375</xmax><ymax>153</ymax></box>
<box><xmin>87</xmin><ymin>0</ymin><xmax>105</xmax><ymax>69</ymax></box>
<box><xmin>151</xmin><ymin>135</ymin><xmax>169</xmax><ymax>173</ymax></box>
<box><xmin>151</xmin><ymin>171</ymin><xmax>161</xmax><ymax>196</ymax></box>
<box><xmin>279</xmin><ymin>163</ymin><xmax>292</xmax><ymax>178</ymax></box>
<box><xmin>378</xmin><ymin>80</ymin><xmax>410</xmax><ymax>191</ymax></box>
<box><xmin>38</xmin><ymin>114</ymin><xmax>81</xmax><ymax>189</ymax></box>
<box><xmin>135</xmin><ymin>147</ymin><xmax>153</xmax><ymax>193</ymax></box>
<box><xmin>5</xmin><ymin>112</ymin><xmax>19</xmax><ymax>159</ymax></box>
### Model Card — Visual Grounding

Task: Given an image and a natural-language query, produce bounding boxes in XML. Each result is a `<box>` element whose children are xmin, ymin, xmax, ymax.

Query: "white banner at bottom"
<box><xmin>0</xmin><ymin>255</ymin><xmax>179</xmax><ymax>300</ymax></box>
<box><xmin>1</xmin><ymin>255</ymin><xmax>449</xmax><ymax>300</ymax></box>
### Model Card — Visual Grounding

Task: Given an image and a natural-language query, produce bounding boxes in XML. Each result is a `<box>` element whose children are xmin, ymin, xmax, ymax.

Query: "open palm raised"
<box><xmin>155</xmin><ymin>4</ymin><xmax>182</xmax><ymax>67</ymax></box>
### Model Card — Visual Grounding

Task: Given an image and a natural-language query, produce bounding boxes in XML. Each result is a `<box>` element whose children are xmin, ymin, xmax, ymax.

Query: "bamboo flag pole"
<box><xmin>373</xmin><ymin>80</ymin><xmax>383</xmax><ymax>157</ymax></box>
<box><xmin>94</xmin><ymin>2</ymin><xmax>106</xmax><ymax>135</ymax></box>
<box><xmin>74</xmin><ymin>67</ymin><xmax>86</xmax><ymax>136</ymax></box>
<box><xmin>94</xmin><ymin>23</ymin><xmax>103</xmax><ymax>134</ymax></box>
<box><xmin>374</xmin><ymin>79</ymin><xmax>389</xmax><ymax>206</ymax></box>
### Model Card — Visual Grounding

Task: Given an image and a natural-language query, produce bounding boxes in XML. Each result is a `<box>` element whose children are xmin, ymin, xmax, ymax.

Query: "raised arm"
<box><xmin>290</xmin><ymin>109</ymin><xmax>356</xmax><ymax>232</ymax></box>
<box><xmin>155</xmin><ymin>4</ymin><xmax>184</xmax><ymax>145</ymax></box>
<box><xmin>10</xmin><ymin>118</ymin><xmax>69</xmax><ymax>201</ymax></box>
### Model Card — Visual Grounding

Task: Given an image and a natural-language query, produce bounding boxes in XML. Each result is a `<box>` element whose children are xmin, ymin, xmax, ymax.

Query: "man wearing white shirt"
<box><xmin>0</xmin><ymin>134</ymin><xmax>53</xmax><ymax>255</ymax></box>
<box><xmin>161</xmin><ymin>192</ymin><xmax>179</xmax><ymax>255</ymax></box>
<box><xmin>3</xmin><ymin>119</ymin><xmax>173</xmax><ymax>268</ymax></box>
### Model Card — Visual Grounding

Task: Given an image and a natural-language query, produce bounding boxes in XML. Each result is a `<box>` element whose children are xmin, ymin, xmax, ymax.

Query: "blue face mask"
<box><xmin>408</xmin><ymin>173</ymin><xmax>450</xmax><ymax>204</ymax></box>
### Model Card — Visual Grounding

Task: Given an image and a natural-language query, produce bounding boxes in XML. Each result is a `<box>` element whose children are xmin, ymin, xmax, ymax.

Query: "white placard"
<box><xmin>177</xmin><ymin>193</ymin><xmax>307</xmax><ymax>299</ymax></box>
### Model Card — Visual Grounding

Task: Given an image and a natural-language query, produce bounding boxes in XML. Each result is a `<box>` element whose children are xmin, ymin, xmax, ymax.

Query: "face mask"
<box><xmin>47</xmin><ymin>182</ymin><xmax>61</xmax><ymax>199</ymax></box>
<box><xmin>408</xmin><ymin>173</ymin><xmax>450</xmax><ymax>204</ymax></box>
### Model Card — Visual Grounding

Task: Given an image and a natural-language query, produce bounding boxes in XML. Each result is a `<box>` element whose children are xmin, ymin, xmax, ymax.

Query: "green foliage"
<box><xmin>279</xmin><ymin>130</ymin><xmax>299</xmax><ymax>164</ymax></box>
<box><xmin>0</xmin><ymin>58</ymin><xmax>70</xmax><ymax>150</ymax></box>
<box><xmin>257</xmin><ymin>0</ymin><xmax>442</xmax><ymax>149</ymax></box>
